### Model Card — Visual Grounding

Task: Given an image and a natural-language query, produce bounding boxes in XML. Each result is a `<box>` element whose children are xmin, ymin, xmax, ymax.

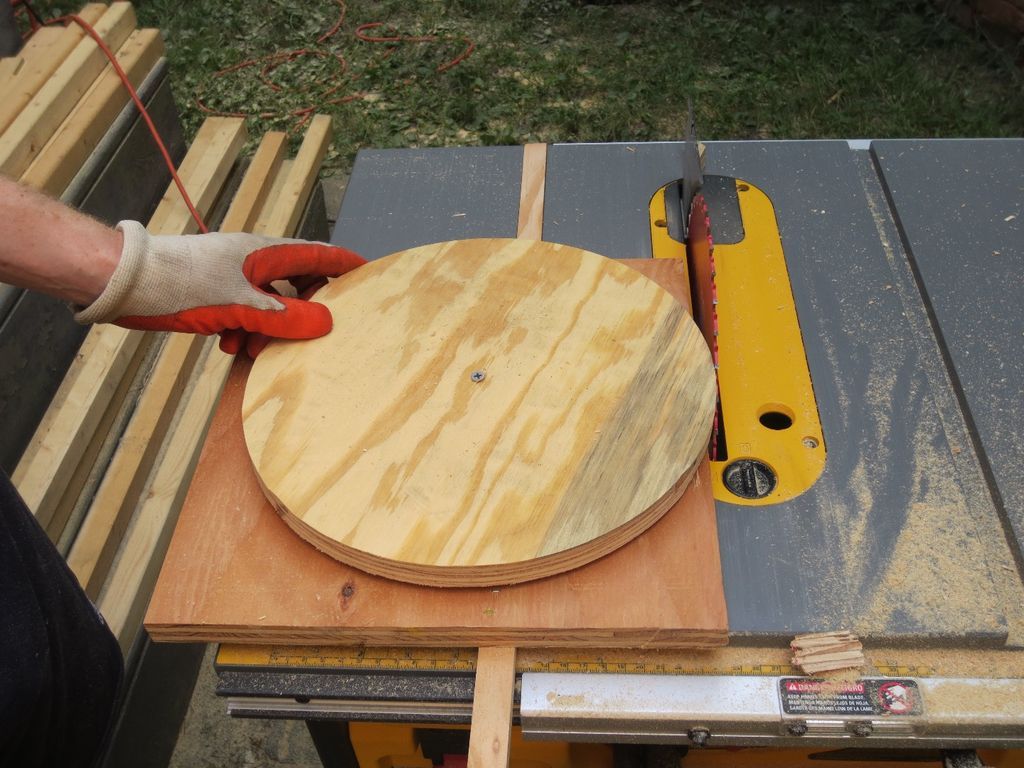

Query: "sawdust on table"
<box><xmin>924</xmin><ymin>679</ymin><xmax>1024</xmax><ymax>715</ymax></box>
<box><xmin>801</xmin><ymin>325</ymin><xmax>1020</xmax><ymax>640</ymax></box>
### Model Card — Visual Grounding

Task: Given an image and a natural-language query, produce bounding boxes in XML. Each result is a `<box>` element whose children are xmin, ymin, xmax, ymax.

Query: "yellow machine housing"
<box><xmin>650</xmin><ymin>178</ymin><xmax>825</xmax><ymax>505</ymax></box>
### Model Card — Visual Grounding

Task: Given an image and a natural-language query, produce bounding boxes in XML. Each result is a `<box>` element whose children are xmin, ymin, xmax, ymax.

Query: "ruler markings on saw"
<box><xmin>218</xmin><ymin>646</ymin><xmax>938</xmax><ymax>678</ymax></box>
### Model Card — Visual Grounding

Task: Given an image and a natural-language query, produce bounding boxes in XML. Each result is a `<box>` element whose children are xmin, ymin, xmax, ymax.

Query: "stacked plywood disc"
<box><xmin>242</xmin><ymin>238</ymin><xmax>717</xmax><ymax>587</ymax></box>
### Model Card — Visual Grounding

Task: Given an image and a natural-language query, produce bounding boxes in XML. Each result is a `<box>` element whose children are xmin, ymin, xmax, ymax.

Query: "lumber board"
<box><xmin>0</xmin><ymin>2</ymin><xmax>136</xmax><ymax>179</ymax></box>
<box><xmin>0</xmin><ymin>5</ymin><xmax>107</xmax><ymax>136</ymax></box>
<box><xmin>65</xmin><ymin>118</ymin><xmax>247</xmax><ymax>596</ymax></box>
<box><xmin>243</xmin><ymin>239</ymin><xmax>717</xmax><ymax>586</ymax></box>
<box><xmin>255</xmin><ymin>114</ymin><xmax>331</xmax><ymax>237</ymax></box>
<box><xmin>66</xmin><ymin>331</ymin><xmax>204</xmax><ymax>597</ymax></box>
<box><xmin>97</xmin><ymin>127</ymin><xmax>311</xmax><ymax>651</ymax></box>
<box><xmin>147</xmin><ymin>116</ymin><xmax>247</xmax><ymax>234</ymax></box>
<box><xmin>0</xmin><ymin>53</ymin><xmax>25</xmax><ymax>82</ymax></box>
<box><xmin>99</xmin><ymin>340</ymin><xmax>230</xmax><ymax>651</ymax></box>
<box><xmin>12</xmin><ymin>326</ymin><xmax>144</xmax><ymax>527</ymax></box>
<box><xmin>219</xmin><ymin>131</ymin><xmax>286</xmax><ymax>233</ymax></box>
<box><xmin>20</xmin><ymin>27</ymin><xmax>164</xmax><ymax>195</ymax></box>
<box><xmin>46</xmin><ymin>334</ymin><xmax>155</xmax><ymax>545</ymax></box>
<box><xmin>145</xmin><ymin>257</ymin><xmax>728</xmax><ymax>647</ymax></box>
<box><xmin>516</xmin><ymin>143</ymin><xmax>546</xmax><ymax>239</ymax></box>
<box><xmin>251</xmin><ymin>158</ymin><xmax>292</xmax><ymax>234</ymax></box>
<box><xmin>14</xmin><ymin>117</ymin><xmax>246</xmax><ymax>525</ymax></box>
<box><xmin>467</xmin><ymin>647</ymin><xmax>516</xmax><ymax>768</ymax></box>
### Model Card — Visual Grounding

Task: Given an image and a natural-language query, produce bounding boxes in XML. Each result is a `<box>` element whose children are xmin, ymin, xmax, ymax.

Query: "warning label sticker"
<box><xmin>779</xmin><ymin>678</ymin><xmax>923</xmax><ymax>717</ymax></box>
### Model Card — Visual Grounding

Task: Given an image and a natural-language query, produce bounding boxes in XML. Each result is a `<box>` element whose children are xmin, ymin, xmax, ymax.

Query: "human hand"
<box><xmin>75</xmin><ymin>220</ymin><xmax>366</xmax><ymax>357</ymax></box>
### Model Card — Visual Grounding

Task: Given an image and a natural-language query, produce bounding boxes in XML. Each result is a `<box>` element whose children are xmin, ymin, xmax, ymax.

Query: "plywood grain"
<box><xmin>242</xmin><ymin>239</ymin><xmax>716</xmax><ymax>586</ymax></box>
<box><xmin>146</xmin><ymin>258</ymin><xmax>728</xmax><ymax>647</ymax></box>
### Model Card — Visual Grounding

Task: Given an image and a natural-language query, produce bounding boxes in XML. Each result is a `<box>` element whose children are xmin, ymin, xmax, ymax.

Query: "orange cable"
<box><xmin>32</xmin><ymin>4</ymin><xmax>476</xmax><ymax>231</ymax></box>
<box><xmin>47</xmin><ymin>13</ymin><xmax>210</xmax><ymax>233</ymax></box>
<box><xmin>196</xmin><ymin>2</ymin><xmax>475</xmax><ymax>128</ymax></box>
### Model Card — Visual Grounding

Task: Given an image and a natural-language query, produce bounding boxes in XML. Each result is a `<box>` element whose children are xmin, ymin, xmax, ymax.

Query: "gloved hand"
<box><xmin>75</xmin><ymin>220</ymin><xmax>365</xmax><ymax>358</ymax></box>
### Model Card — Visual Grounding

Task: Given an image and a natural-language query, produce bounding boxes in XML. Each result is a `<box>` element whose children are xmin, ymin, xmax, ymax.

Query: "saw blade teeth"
<box><xmin>686</xmin><ymin>191</ymin><xmax>720</xmax><ymax>460</ymax></box>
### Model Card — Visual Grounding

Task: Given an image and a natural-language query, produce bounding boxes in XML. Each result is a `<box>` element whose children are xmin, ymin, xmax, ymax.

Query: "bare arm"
<box><xmin>0</xmin><ymin>176</ymin><xmax>121</xmax><ymax>306</ymax></box>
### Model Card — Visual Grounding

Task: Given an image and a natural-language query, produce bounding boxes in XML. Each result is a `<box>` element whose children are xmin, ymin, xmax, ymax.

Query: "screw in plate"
<box><xmin>470</xmin><ymin>370</ymin><xmax>486</xmax><ymax>383</ymax></box>
<box><xmin>802</xmin><ymin>436</ymin><xmax>819</xmax><ymax>449</ymax></box>
<box><xmin>850</xmin><ymin>722</ymin><xmax>873</xmax><ymax>737</ymax></box>
<box><xmin>687</xmin><ymin>727</ymin><xmax>710</xmax><ymax>747</ymax></box>
<box><xmin>722</xmin><ymin>459</ymin><xmax>777</xmax><ymax>499</ymax></box>
<box><xmin>787</xmin><ymin>722</ymin><xmax>808</xmax><ymax>737</ymax></box>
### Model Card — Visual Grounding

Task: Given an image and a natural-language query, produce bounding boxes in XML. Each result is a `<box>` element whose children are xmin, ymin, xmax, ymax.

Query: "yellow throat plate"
<box><xmin>650</xmin><ymin>178</ymin><xmax>825</xmax><ymax>505</ymax></box>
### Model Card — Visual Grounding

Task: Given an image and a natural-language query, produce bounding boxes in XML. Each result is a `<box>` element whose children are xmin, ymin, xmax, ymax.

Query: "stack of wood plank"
<box><xmin>0</xmin><ymin>1</ymin><xmax>185</xmax><ymax>477</ymax></box>
<box><xmin>12</xmin><ymin>112</ymin><xmax>334</xmax><ymax>656</ymax></box>
<box><xmin>0</xmin><ymin>2</ymin><xmax>163</xmax><ymax>196</ymax></box>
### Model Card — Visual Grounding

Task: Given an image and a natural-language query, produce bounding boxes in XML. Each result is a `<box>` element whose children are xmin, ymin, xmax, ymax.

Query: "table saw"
<box><xmin>150</xmin><ymin>138</ymin><xmax>1024</xmax><ymax>766</ymax></box>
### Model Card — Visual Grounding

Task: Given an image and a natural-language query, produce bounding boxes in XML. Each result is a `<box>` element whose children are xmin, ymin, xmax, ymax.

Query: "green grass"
<box><xmin>35</xmin><ymin>1</ymin><xmax>1024</xmax><ymax>173</ymax></box>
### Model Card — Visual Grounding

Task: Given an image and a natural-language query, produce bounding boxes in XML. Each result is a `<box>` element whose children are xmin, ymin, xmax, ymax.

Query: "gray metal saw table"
<box><xmin>214</xmin><ymin>138</ymin><xmax>1024</xmax><ymax>764</ymax></box>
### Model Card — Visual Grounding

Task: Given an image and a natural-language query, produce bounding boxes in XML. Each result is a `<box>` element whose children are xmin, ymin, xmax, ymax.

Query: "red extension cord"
<box><xmin>11</xmin><ymin>0</ymin><xmax>475</xmax><ymax>235</ymax></box>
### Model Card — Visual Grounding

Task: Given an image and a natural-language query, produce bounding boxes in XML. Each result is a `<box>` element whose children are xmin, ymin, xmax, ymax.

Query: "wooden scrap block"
<box><xmin>791</xmin><ymin>630</ymin><xmax>865</xmax><ymax>675</ymax></box>
<box><xmin>468</xmin><ymin>647</ymin><xmax>516</xmax><ymax>768</ymax></box>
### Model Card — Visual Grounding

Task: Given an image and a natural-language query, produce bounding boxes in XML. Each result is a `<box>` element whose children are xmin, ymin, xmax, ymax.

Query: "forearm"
<box><xmin>0</xmin><ymin>176</ymin><xmax>121</xmax><ymax>306</ymax></box>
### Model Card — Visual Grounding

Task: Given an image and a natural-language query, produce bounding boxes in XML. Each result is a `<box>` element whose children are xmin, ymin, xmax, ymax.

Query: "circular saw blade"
<box><xmin>687</xmin><ymin>193</ymin><xmax>720</xmax><ymax>459</ymax></box>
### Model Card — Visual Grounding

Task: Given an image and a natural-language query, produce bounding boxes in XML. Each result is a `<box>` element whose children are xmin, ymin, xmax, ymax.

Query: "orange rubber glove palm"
<box><xmin>75</xmin><ymin>221</ymin><xmax>365</xmax><ymax>357</ymax></box>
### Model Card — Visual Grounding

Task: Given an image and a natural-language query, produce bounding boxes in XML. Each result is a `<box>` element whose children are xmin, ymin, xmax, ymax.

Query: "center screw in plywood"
<box><xmin>470</xmin><ymin>370</ymin><xmax>486</xmax><ymax>382</ymax></box>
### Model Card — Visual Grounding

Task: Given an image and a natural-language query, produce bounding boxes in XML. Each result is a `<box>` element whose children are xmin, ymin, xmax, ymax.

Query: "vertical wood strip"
<box><xmin>66</xmin><ymin>333</ymin><xmax>204</xmax><ymax>596</ymax></box>
<box><xmin>12</xmin><ymin>329</ymin><xmax>144</xmax><ymax>526</ymax></box>
<box><xmin>250</xmin><ymin>158</ymin><xmax>293</xmax><ymax>234</ymax></box>
<box><xmin>62</xmin><ymin>117</ymin><xmax>246</xmax><ymax>596</ymax></box>
<box><xmin>46</xmin><ymin>335</ymin><xmax>154</xmax><ymax>543</ymax></box>
<box><xmin>14</xmin><ymin>117</ymin><xmax>246</xmax><ymax>529</ymax></box>
<box><xmin>516</xmin><ymin>143</ymin><xmax>547</xmax><ymax>239</ymax></box>
<box><xmin>147</xmin><ymin>116</ymin><xmax>247</xmax><ymax>234</ymax></box>
<box><xmin>98</xmin><ymin>341</ymin><xmax>231</xmax><ymax>650</ymax></box>
<box><xmin>467</xmin><ymin>646</ymin><xmax>517</xmax><ymax>768</ymax></box>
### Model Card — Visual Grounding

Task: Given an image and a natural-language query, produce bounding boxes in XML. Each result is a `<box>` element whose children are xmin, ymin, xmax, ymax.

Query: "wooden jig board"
<box><xmin>242</xmin><ymin>238</ymin><xmax>716</xmax><ymax>587</ymax></box>
<box><xmin>146</xmin><ymin>258</ymin><xmax>729</xmax><ymax>647</ymax></box>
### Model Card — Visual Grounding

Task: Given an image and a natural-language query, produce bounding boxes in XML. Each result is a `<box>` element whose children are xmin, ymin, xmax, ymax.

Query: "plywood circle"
<box><xmin>242</xmin><ymin>238</ymin><xmax>716</xmax><ymax>587</ymax></box>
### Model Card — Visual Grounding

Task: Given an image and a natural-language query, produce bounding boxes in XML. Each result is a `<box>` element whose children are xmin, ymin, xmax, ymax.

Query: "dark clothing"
<box><xmin>0</xmin><ymin>471</ymin><xmax>122</xmax><ymax>767</ymax></box>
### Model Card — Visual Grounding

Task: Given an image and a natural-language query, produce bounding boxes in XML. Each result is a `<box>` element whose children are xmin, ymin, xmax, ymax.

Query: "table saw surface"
<box><xmin>329</xmin><ymin>138</ymin><xmax>1024</xmax><ymax>646</ymax></box>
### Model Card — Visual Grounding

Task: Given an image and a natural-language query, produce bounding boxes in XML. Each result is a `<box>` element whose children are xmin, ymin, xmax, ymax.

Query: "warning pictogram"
<box><xmin>878</xmin><ymin>681</ymin><xmax>915</xmax><ymax>713</ymax></box>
